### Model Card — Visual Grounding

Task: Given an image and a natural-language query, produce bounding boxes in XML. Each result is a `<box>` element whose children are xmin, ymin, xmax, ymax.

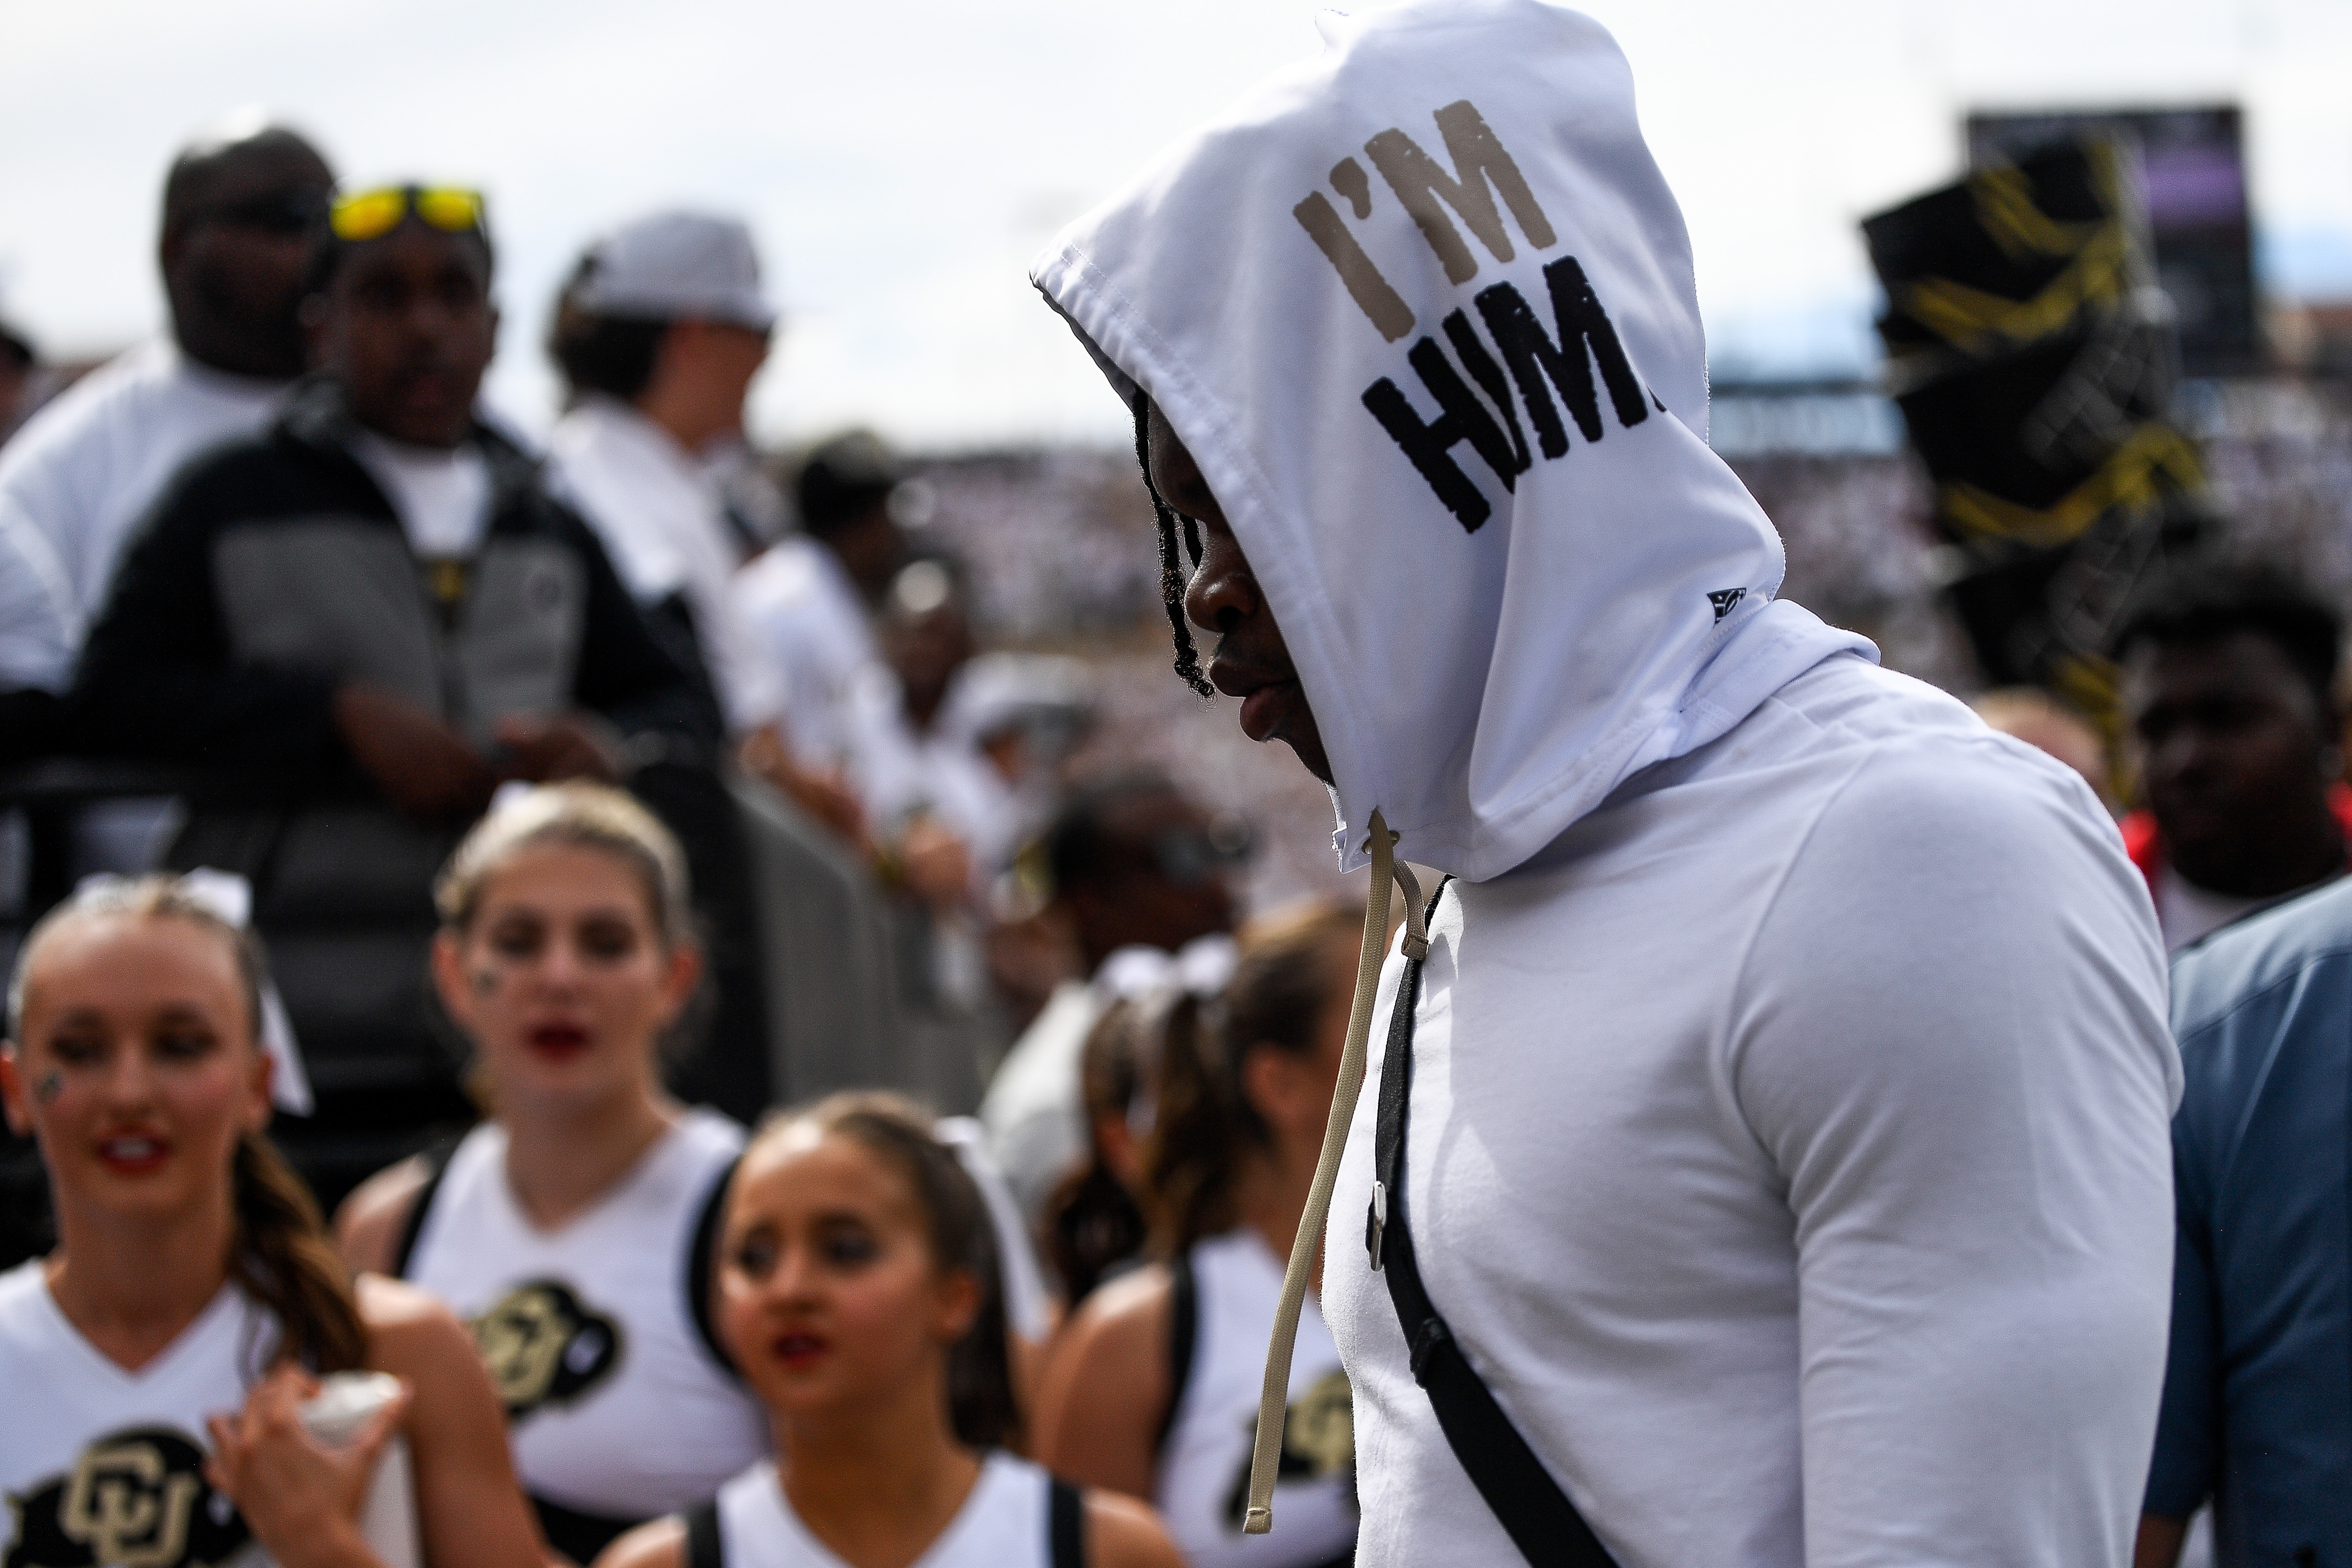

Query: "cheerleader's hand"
<box><xmin>207</xmin><ymin>1366</ymin><xmax>411</xmax><ymax>1568</ymax></box>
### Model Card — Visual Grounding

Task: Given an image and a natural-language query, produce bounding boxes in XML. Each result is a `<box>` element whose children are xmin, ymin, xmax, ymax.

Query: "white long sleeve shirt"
<box><xmin>1326</xmin><ymin>654</ymin><xmax>2178</xmax><ymax>1567</ymax></box>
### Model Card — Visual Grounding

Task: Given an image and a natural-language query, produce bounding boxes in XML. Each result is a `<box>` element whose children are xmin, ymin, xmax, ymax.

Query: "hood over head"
<box><xmin>1033</xmin><ymin>0</ymin><xmax>1874</xmax><ymax>882</ymax></box>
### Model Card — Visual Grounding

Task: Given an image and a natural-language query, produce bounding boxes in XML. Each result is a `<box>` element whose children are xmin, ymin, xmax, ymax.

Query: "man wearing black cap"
<box><xmin>0</xmin><ymin>115</ymin><xmax>334</xmax><ymax>699</ymax></box>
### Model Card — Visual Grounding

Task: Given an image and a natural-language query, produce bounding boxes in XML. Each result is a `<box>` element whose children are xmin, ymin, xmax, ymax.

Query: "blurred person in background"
<box><xmin>67</xmin><ymin>182</ymin><xmax>715</xmax><ymax>1204</ymax></box>
<box><xmin>0</xmin><ymin>117</ymin><xmax>333</xmax><ymax>703</ymax></box>
<box><xmin>1040</xmin><ymin>1000</ymin><xmax>1154</xmax><ymax>1312</ymax></box>
<box><xmin>592</xmin><ymin>1093</ymin><xmax>1180</xmax><ymax>1568</ymax></box>
<box><xmin>732</xmin><ymin>430</ymin><xmax>905</xmax><ymax>840</ymax></box>
<box><xmin>0</xmin><ymin>118</ymin><xmax>335</xmax><ymax>873</ymax></box>
<box><xmin>72</xmin><ymin>180</ymin><xmax>713</xmax><ymax>830</ymax></box>
<box><xmin>544</xmin><ymin>210</ymin><xmax>785</xmax><ymax>750</ymax></box>
<box><xmin>2114</xmin><ymin>561</ymin><xmax>2351</xmax><ymax>950</ymax></box>
<box><xmin>1975</xmin><ymin>686</ymin><xmax>2114</xmax><ymax>809</ymax></box>
<box><xmin>1037</xmin><ymin>901</ymin><xmax>1360</xmax><ymax>1568</ymax></box>
<box><xmin>542</xmin><ymin>209</ymin><xmax>804</xmax><ymax>1123</ymax></box>
<box><xmin>980</xmin><ymin>773</ymin><xmax>1241</xmax><ymax>1225</ymax></box>
<box><xmin>337</xmin><ymin>785</ymin><xmax>768</xmax><ymax>1567</ymax></box>
<box><xmin>0</xmin><ymin>314</ymin><xmax>35</xmax><ymax>446</ymax></box>
<box><xmin>0</xmin><ymin>875</ymin><xmax>548</xmax><ymax>1568</ymax></box>
<box><xmin>2139</xmin><ymin>868</ymin><xmax>2352</xmax><ymax>1568</ymax></box>
<box><xmin>851</xmin><ymin>558</ymin><xmax>1022</xmax><ymax>909</ymax></box>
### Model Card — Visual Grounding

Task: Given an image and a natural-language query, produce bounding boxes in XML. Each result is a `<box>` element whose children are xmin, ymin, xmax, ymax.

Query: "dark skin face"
<box><xmin>881</xmin><ymin>604</ymin><xmax>973</xmax><ymax>733</ymax></box>
<box><xmin>825</xmin><ymin>501</ymin><xmax>905</xmax><ymax>602</ymax></box>
<box><xmin>160</xmin><ymin>132</ymin><xmax>334</xmax><ymax>379</ymax></box>
<box><xmin>2123</xmin><ymin>629</ymin><xmax>2344</xmax><ymax>897</ymax></box>
<box><xmin>304</xmin><ymin>220</ymin><xmax>498</xmax><ymax>448</ymax></box>
<box><xmin>1145</xmin><ymin>403</ymin><xmax>1332</xmax><ymax>785</ymax></box>
<box><xmin>1063</xmin><ymin>789</ymin><xmax>1238</xmax><ymax>973</ymax></box>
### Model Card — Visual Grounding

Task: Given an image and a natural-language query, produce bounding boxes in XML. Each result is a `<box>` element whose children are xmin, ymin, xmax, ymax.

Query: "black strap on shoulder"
<box><xmin>389</xmin><ymin>1136</ymin><xmax>463</xmax><ymax>1280</ymax></box>
<box><xmin>686</xmin><ymin>1154</ymin><xmax>744</xmax><ymax>1379</ymax></box>
<box><xmin>1370</xmin><ymin>881</ymin><xmax>1618</xmax><ymax>1568</ymax></box>
<box><xmin>682</xmin><ymin>1499</ymin><xmax>723</xmax><ymax>1568</ymax></box>
<box><xmin>1046</xmin><ymin>1478</ymin><xmax>1084</xmax><ymax>1568</ymax></box>
<box><xmin>1154</xmin><ymin>1251</ymin><xmax>1199</xmax><ymax>1457</ymax></box>
<box><xmin>532</xmin><ymin>1495</ymin><xmax>645</xmax><ymax>1567</ymax></box>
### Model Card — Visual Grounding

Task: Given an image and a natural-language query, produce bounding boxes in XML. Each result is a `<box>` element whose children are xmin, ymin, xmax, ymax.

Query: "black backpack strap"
<box><xmin>389</xmin><ymin>1135</ymin><xmax>463</xmax><ymax>1280</ymax></box>
<box><xmin>1046</xmin><ymin>1478</ymin><xmax>1085</xmax><ymax>1568</ymax></box>
<box><xmin>682</xmin><ymin>1499</ymin><xmax>723</xmax><ymax>1568</ymax></box>
<box><xmin>1153</xmin><ymin>1250</ymin><xmax>1199</xmax><ymax>1457</ymax></box>
<box><xmin>1370</xmin><ymin>881</ymin><xmax>1618</xmax><ymax>1568</ymax></box>
<box><xmin>686</xmin><ymin>1154</ymin><xmax>743</xmax><ymax>1378</ymax></box>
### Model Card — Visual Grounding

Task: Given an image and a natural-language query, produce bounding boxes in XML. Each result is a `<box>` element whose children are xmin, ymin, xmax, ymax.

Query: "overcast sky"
<box><xmin>4</xmin><ymin>0</ymin><xmax>2349</xmax><ymax>449</ymax></box>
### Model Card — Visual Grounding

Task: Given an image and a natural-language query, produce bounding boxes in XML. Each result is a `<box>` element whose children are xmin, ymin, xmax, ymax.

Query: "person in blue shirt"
<box><xmin>2143</xmin><ymin>873</ymin><xmax>2352</xmax><ymax>1567</ymax></box>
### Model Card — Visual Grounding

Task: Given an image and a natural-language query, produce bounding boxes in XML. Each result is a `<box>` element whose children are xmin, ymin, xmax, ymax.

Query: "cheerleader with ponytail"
<box><xmin>0</xmin><ymin>875</ymin><xmax>542</xmax><ymax>1568</ymax></box>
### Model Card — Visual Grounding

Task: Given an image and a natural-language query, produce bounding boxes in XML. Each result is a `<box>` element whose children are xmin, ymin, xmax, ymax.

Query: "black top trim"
<box><xmin>389</xmin><ymin>1135</ymin><xmax>463</xmax><ymax>1280</ymax></box>
<box><xmin>1155</xmin><ymin>1251</ymin><xmax>1199</xmax><ymax>1458</ymax></box>
<box><xmin>1047</xmin><ymin>1478</ymin><xmax>1085</xmax><ymax>1568</ymax></box>
<box><xmin>686</xmin><ymin>1154</ymin><xmax>743</xmax><ymax>1379</ymax></box>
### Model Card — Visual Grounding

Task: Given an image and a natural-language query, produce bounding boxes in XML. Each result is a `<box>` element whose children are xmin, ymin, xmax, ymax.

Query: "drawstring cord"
<box><xmin>1244</xmin><ymin>809</ymin><xmax>1428</xmax><ymax>1533</ymax></box>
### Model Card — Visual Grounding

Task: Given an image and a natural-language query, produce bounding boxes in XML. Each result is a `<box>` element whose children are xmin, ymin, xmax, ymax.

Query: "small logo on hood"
<box><xmin>1708</xmin><ymin>588</ymin><xmax>1747</xmax><ymax>621</ymax></box>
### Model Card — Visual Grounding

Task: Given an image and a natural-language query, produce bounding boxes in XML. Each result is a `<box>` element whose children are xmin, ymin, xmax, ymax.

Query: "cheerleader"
<box><xmin>1033</xmin><ymin>903</ymin><xmax>1359</xmax><ymax>1568</ymax></box>
<box><xmin>0</xmin><ymin>875</ymin><xmax>544</xmax><ymax>1568</ymax></box>
<box><xmin>337</xmin><ymin>785</ymin><xmax>766</xmax><ymax>1564</ymax></box>
<box><xmin>596</xmin><ymin>1093</ymin><xmax>1179</xmax><ymax>1568</ymax></box>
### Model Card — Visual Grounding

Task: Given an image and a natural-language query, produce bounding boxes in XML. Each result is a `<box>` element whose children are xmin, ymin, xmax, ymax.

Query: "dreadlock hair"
<box><xmin>6</xmin><ymin>877</ymin><xmax>367</xmax><ymax>1374</ymax></box>
<box><xmin>1132</xmin><ymin>391</ymin><xmax>1215</xmax><ymax>698</ymax></box>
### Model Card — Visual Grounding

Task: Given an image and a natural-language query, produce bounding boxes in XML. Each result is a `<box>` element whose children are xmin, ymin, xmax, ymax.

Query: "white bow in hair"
<box><xmin>1092</xmin><ymin>933</ymin><xmax>1238</xmax><ymax>1003</ymax></box>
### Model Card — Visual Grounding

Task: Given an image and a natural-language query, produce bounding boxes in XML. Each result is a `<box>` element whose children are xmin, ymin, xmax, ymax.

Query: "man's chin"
<box><xmin>1275</xmin><ymin>727</ymin><xmax>1335</xmax><ymax>787</ymax></box>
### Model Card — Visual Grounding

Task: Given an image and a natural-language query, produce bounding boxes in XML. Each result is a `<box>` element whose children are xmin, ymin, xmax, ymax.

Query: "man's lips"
<box><xmin>96</xmin><ymin>1131</ymin><xmax>170</xmax><ymax>1175</ymax></box>
<box><xmin>1238</xmin><ymin>682</ymin><xmax>1303</xmax><ymax>744</ymax></box>
<box><xmin>1210</xmin><ymin>657</ymin><xmax>1302</xmax><ymax>744</ymax></box>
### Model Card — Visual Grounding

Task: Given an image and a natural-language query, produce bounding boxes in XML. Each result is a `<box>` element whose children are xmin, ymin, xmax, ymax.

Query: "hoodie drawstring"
<box><xmin>1245</xmin><ymin>808</ymin><xmax>1428</xmax><ymax>1534</ymax></box>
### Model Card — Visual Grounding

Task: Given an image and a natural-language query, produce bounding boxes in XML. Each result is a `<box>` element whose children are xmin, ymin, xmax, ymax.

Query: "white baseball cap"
<box><xmin>570</xmin><ymin>209</ymin><xmax>776</xmax><ymax>331</ymax></box>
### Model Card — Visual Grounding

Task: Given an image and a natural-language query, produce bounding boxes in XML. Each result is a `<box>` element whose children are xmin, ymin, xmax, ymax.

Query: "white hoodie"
<box><xmin>1033</xmin><ymin>3</ymin><xmax>2180</xmax><ymax>1564</ymax></box>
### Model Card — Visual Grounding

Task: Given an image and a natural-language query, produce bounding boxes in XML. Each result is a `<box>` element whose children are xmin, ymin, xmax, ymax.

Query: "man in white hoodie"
<box><xmin>1032</xmin><ymin>3</ymin><xmax>2179</xmax><ymax>1564</ymax></box>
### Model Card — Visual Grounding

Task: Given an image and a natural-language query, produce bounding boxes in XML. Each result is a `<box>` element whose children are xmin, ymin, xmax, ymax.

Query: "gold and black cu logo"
<box><xmin>469</xmin><ymin>1279</ymin><xmax>623</xmax><ymax>1421</ymax></box>
<box><xmin>1222</xmin><ymin>1368</ymin><xmax>1356</xmax><ymax>1529</ymax></box>
<box><xmin>4</xmin><ymin>1427</ymin><xmax>249</xmax><ymax>1568</ymax></box>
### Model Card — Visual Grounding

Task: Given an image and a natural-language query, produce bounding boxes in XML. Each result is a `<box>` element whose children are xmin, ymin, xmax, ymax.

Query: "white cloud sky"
<box><xmin>3</xmin><ymin>0</ymin><xmax>2347</xmax><ymax>448</ymax></box>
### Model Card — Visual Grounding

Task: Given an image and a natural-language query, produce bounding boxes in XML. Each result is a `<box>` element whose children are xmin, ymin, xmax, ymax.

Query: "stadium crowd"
<box><xmin>4</xmin><ymin>8</ymin><xmax>2352</xmax><ymax>1567</ymax></box>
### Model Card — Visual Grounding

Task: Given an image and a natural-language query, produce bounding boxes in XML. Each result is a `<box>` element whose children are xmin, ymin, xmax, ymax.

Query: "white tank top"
<box><xmin>0</xmin><ymin>1261</ymin><xmax>272</xmax><ymax>1568</ymax></box>
<box><xmin>400</xmin><ymin>1110</ymin><xmax>767</xmax><ymax>1541</ymax></box>
<box><xmin>1155</xmin><ymin>1230</ymin><xmax>1357</xmax><ymax>1568</ymax></box>
<box><xmin>710</xmin><ymin>1453</ymin><xmax>1060</xmax><ymax>1568</ymax></box>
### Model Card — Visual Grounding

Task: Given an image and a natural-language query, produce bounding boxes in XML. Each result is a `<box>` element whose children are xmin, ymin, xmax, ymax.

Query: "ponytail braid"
<box><xmin>230</xmin><ymin>1132</ymin><xmax>367</xmax><ymax>1373</ymax></box>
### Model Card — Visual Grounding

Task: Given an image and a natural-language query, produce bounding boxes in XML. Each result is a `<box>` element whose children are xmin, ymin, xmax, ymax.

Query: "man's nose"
<box><xmin>1184</xmin><ymin>531</ymin><xmax>1256</xmax><ymax>638</ymax></box>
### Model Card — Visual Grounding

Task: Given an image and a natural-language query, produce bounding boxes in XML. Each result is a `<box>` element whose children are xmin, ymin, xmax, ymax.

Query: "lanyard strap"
<box><xmin>1370</xmin><ymin>878</ymin><xmax>1619</xmax><ymax>1568</ymax></box>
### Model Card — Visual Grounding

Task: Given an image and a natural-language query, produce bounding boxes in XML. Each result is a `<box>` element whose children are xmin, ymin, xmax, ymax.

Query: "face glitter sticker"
<box><xmin>34</xmin><ymin>1070</ymin><xmax>65</xmax><ymax>1105</ymax></box>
